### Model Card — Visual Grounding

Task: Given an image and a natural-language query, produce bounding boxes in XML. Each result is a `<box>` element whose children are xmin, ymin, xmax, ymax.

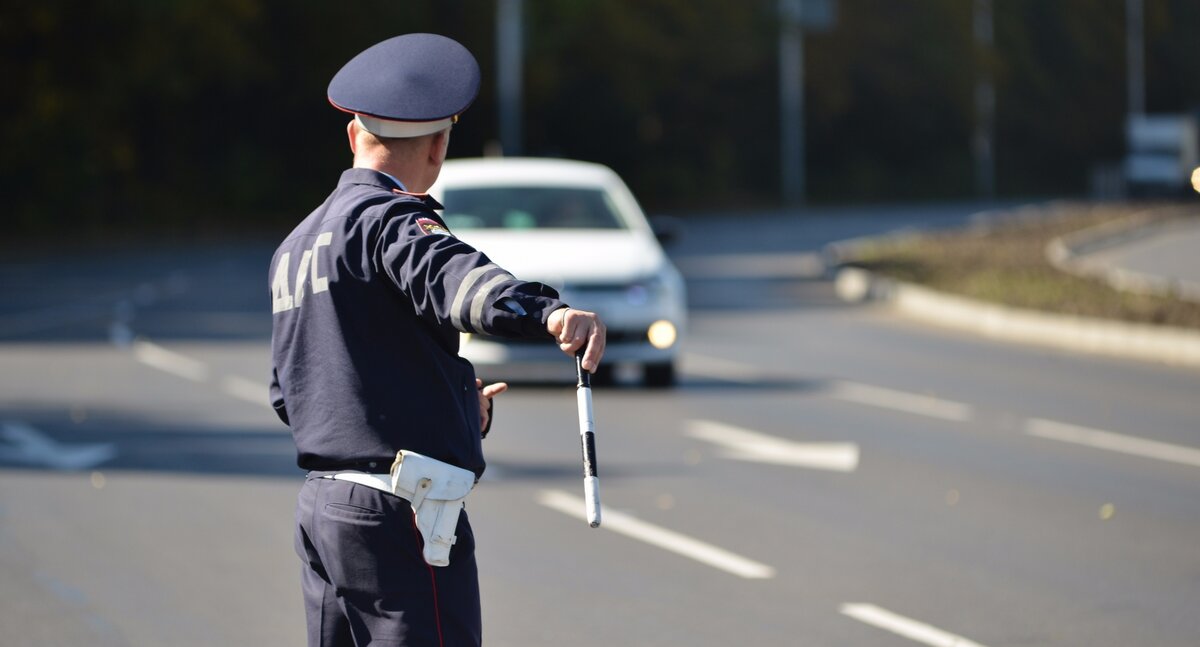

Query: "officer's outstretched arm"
<box><xmin>547</xmin><ymin>307</ymin><xmax>606</xmax><ymax>373</ymax></box>
<box><xmin>378</xmin><ymin>211</ymin><xmax>565</xmax><ymax>339</ymax></box>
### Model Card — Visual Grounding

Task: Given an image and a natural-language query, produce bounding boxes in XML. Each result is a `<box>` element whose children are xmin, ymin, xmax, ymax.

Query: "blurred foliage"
<box><xmin>2</xmin><ymin>0</ymin><xmax>1198</xmax><ymax>235</ymax></box>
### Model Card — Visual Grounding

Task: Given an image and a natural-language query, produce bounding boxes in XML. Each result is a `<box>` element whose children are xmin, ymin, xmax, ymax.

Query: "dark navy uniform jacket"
<box><xmin>269</xmin><ymin>168</ymin><xmax>565</xmax><ymax>478</ymax></box>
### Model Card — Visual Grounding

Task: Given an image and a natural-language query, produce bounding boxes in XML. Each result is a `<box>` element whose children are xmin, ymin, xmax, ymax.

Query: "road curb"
<box><xmin>1045</xmin><ymin>208</ymin><xmax>1200</xmax><ymax>303</ymax></box>
<box><xmin>833</xmin><ymin>266</ymin><xmax>1200</xmax><ymax>369</ymax></box>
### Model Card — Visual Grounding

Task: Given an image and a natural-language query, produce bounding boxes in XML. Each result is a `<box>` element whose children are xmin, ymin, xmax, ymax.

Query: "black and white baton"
<box><xmin>575</xmin><ymin>351</ymin><xmax>601</xmax><ymax>528</ymax></box>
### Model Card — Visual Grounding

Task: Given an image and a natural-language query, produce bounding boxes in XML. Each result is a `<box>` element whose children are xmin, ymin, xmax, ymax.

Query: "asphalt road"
<box><xmin>1</xmin><ymin>203</ymin><xmax>1198</xmax><ymax>646</ymax></box>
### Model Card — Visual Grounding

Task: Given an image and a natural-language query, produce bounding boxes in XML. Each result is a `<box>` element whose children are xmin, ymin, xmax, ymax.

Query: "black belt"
<box><xmin>309</xmin><ymin>458</ymin><xmax>395</xmax><ymax>473</ymax></box>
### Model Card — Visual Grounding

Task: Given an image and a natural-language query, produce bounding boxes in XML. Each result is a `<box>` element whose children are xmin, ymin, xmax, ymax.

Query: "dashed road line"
<box><xmin>537</xmin><ymin>490</ymin><xmax>776</xmax><ymax>579</ymax></box>
<box><xmin>685</xmin><ymin>419</ymin><xmax>859</xmax><ymax>472</ymax></box>
<box><xmin>1025</xmin><ymin>418</ymin><xmax>1200</xmax><ymax>469</ymax></box>
<box><xmin>129</xmin><ymin>339</ymin><xmax>270</xmax><ymax>410</ymax></box>
<box><xmin>131</xmin><ymin>340</ymin><xmax>210</xmax><ymax>382</ymax></box>
<box><xmin>683</xmin><ymin>353</ymin><xmax>1200</xmax><ymax>475</ymax></box>
<box><xmin>829</xmin><ymin>381</ymin><xmax>974</xmax><ymax>422</ymax></box>
<box><xmin>132</xmin><ymin>338</ymin><xmax>1197</xmax><ymax>478</ymax></box>
<box><xmin>221</xmin><ymin>375</ymin><xmax>269</xmax><ymax>408</ymax></box>
<box><xmin>683</xmin><ymin>353</ymin><xmax>974</xmax><ymax>423</ymax></box>
<box><xmin>840</xmin><ymin>603</ymin><xmax>990</xmax><ymax>647</ymax></box>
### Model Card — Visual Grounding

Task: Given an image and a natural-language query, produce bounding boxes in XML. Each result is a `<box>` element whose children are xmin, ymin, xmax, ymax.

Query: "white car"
<box><xmin>429</xmin><ymin>157</ymin><xmax>687</xmax><ymax>387</ymax></box>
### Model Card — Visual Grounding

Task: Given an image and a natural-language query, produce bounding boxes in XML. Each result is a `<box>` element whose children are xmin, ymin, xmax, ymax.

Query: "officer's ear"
<box><xmin>429</xmin><ymin>129</ymin><xmax>450</xmax><ymax>166</ymax></box>
<box><xmin>347</xmin><ymin>120</ymin><xmax>359</xmax><ymax>155</ymax></box>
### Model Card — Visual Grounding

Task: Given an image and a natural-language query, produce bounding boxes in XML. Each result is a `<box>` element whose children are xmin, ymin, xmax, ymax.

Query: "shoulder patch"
<box><xmin>416</xmin><ymin>217</ymin><xmax>453</xmax><ymax>237</ymax></box>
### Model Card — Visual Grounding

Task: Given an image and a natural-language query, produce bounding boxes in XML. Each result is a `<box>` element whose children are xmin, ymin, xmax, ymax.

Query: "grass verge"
<box><xmin>844</xmin><ymin>202</ymin><xmax>1200</xmax><ymax>329</ymax></box>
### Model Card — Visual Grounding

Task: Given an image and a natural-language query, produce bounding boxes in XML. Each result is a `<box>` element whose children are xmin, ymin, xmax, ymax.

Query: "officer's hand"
<box><xmin>478</xmin><ymin>379</ymin><xmax>507</xmax><ymax>435</ymax></box>
<box><xmin>547</xmin><ymin>307</ymin><xmax>606</xmax><ymax>373</ymax></box>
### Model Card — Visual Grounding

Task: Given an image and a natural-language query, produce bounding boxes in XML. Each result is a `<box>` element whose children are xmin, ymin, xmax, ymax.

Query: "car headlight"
<box><xmin>647</xmin><ymin>320</ymin><xmax>677</xmax><ymax>349</ymax></box>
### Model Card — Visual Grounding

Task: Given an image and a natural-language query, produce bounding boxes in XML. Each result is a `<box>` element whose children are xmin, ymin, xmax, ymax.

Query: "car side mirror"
<box><xmin>649</xmin><ymin>215</ymin><xmax>683</xmax><ymax>247</ymax></box>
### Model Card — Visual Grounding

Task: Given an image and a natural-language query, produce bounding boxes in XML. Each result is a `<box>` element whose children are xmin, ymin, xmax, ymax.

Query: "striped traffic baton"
<box><xmin>576</xmin><ymin>351</ymin><xmax>601</xmax><ymax>527</ymax></box>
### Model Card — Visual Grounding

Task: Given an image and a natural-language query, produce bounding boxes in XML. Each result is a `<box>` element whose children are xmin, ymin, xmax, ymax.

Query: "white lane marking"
<box><xmin>131</xmin><ymin>340</ymin><xmax>209</xmax><ymax>382</ymax></box>
<box><xmin>840</xmin><ymin>603</ymin><xmax>990</xmax><ymax>647</ymax></box>
<box><xmin>221</xmin><ymin>375</ymin><xmax>269</xmax><ymax>408</ymax></box>
<box><xmin>1025</xmin><ymin>418</ymin><xmax>1200</xmax><ymax>469</ymax></box>
<box><xmin>0</xmin><ymin>421</ymin><xmax>117</xmax><ymax>470</ymax></box>
<box><xmin>537</xmin><ymin>490</ymin><xmax>775</xmax><ymax>579</ymax></box>
<box><xmin>685</xmin><ymin>419</ymin><xmax>859</xmax><ymax>472</ymax></box>
<box><xmin>830</xmin><ymin>381</ymin><xmax>974</xmax><ymax>422</ymax></box>
<box><xmin>128</xmin><ymin>340</ymin><xmax>271</xmax><ymax>411</ymax></box>
<box><xmin>683</xmin><ymin>353</ymin><xmax>973</xmax><ymax>424</ymax></box>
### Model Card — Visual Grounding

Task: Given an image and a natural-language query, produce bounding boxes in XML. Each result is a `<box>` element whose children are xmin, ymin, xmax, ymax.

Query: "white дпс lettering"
<box><xmin>272</xmin><ymin>232</ymin><xmax>333</xmax><ymax>314</ymax></box>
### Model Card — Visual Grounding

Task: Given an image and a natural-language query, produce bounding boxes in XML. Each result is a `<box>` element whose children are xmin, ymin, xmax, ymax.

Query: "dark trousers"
<box><xmin>295</xmin><ymin>475</ymin><xmax>482</xmax><ymax>647</ymax></box>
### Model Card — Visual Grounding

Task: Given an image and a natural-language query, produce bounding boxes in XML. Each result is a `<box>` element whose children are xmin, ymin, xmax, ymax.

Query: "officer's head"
<box><xmin>328</xmin><ymin>34</ymin><xmax>480</xmax><ymax>191</ymax></box>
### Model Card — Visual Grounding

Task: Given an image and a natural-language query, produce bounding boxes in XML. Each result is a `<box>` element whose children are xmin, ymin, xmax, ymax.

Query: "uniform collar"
<box><xmin>377</xmin><ymin>170</ymin><xmax>406</xmax><ymax>191</ymax></box>
<box><xmin>338</xmin><ymin>168</ymin><xmax>444</xmax><ymax>210</ymax></box>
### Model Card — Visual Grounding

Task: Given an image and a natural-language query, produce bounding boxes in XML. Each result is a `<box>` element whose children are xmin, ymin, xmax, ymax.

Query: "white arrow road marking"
<box><xmin>830</xmin><ymin>381</ymin><xmax>974</xmax><ymax>422</ymax></box>
<box><xmin>0</xmin><ymin>421</ymin><xmax>117</xmax><ymax>470</ymax></box>
<box><xmin>538</xmin><ymin>490</ymin><xmax>775</xmax><ymax>579</ymax></box>
<box><xmin>1026</xmin><ymin>418</ymin><xmax>1200</xmax><ymax>469</ymax></box>
<box><xmin>685</xmin><ymin>419</ymin><xmax>859</xmax><ymax>472</ymax></box>
<box><xmin>131</xmin><ymin>340</ymin><xmax>209</xmax><ymax>382</ymax></box>
<box><xmin>840</xmin><ymin>603</ymin><xmax>990</xmax><ymax>647</ymax></box>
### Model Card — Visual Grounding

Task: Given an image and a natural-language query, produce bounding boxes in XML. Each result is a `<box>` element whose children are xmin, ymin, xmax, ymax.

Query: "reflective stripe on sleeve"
<box><xmin>451</xmin><ymin>264</ymin><xmax>513</xmax><ymax>333</ymax></box>
<box><xmin>470</xmin><ymin>273</ymin><xmax>515</xmax><ymax>332</ymax></box>
<box><xmin>451</xmin><ymin>264</ymin><xmax>496</xmax><ymax>331</ymax></box>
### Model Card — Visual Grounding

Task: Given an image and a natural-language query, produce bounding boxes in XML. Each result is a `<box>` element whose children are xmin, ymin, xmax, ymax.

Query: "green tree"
<box><xmin>3</xmin><ymin>1</ymin><xmax>1198</xmax><ymax>236</ymax></box>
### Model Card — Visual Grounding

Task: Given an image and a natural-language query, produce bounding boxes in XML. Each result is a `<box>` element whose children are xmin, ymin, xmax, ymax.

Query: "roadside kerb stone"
<box><xmin>869</xmin><ymin>274</ymin><xmax>1200</xmax><ymax>367</ymax></box>
<box><xmin>826</xmin><ymin>214</ymin><xmax>1200</xmax><ymax>369</ymax></box>
<box><xmin>1045</xmin><ymin>206</ymin><xmax>1200</xmax><ymax>303</ymax></box>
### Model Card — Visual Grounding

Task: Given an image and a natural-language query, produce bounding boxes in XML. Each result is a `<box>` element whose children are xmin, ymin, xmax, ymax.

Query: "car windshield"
<box><xmin>441</xmin><ymin>187</ymin><xmax>626</xmax><ymax>230</ymax></box>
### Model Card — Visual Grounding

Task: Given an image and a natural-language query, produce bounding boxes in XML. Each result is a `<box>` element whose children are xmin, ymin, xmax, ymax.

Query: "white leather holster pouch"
<box><xmin>325</xmin><ymin>450</ymin><xmax>475</xmax><ymax>567</ymax></box>
<box><xmin>390</xmin><ymin>450</ymin><xmax>476</xmax><ymax>567</ymax></box>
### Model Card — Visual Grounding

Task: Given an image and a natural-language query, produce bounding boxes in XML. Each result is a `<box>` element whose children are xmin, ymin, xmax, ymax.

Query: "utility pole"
<box><xmin>1126</xmin><ymin>0</ymin><xmax>1145</xmax><ymax>118</ymax></box>
<box><xmin>497</xmin><ymin>0</ymin><xmax>524</xmax><ymax>156</ymax></box>
<box><xmin>779</xmin><ymin>0</ymin><xmax>806</xmax><ymax>206</ymax></box>
<box><xmin>973</xmin><ymin>0</ymin><xmax>996</xmax><ymax>199</ymax></box>
<box><xmin>779</xmin><ymin>0</ymin><xmax>835</xmax><ymax>206</ymax></box>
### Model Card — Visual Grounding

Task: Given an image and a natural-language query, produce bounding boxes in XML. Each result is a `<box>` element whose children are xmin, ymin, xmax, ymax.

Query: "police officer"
<box><xmin>269</xmin><ymin>33</ymin><xmax>606</xmax><ymax>647</ymax></box>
